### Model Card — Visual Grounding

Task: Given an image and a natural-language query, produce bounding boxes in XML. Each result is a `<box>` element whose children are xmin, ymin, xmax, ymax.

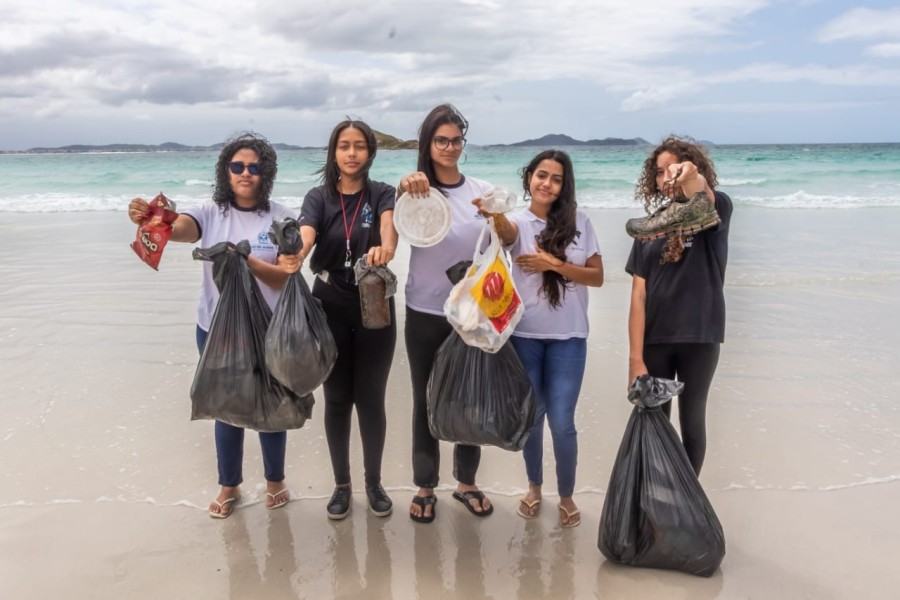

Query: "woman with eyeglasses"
<box><xmin>127</xmin><ymin>132</ymin><xmax>299</xmax><ymax>519</ymax></box>
<box><xmin>292</xmin><ymin>119</ymin><xmax>398</xmax><ymax>520</ymax></box>
<box><xmin>397</xmin><ymin>103</ymin><xmax>505</xmax><ymax>523</ymax></box>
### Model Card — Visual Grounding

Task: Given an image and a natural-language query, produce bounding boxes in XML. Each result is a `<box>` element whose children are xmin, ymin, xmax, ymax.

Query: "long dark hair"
<box><xmin>521</xmin><ymin>149</ymin><xmax>578</xmax><ymax>308</ymax></box>
<box><xmin>318</xmin><ymin>119</ymin><xmax>378</xmax><ymax>200</ymax></box>
<box><xmin>635</xmin><ymin>135</ymin><xmax>718</xmax><ymax>264</ymax></box>
<box><xmin>416</xmin><ymin>103</ymin><xmax>468</xmax><ymax>187</ymax></box>
<box><xmin>212</xmin><ymin>132</ymin><xmax>277</xmax><ymax>214</ymax></box>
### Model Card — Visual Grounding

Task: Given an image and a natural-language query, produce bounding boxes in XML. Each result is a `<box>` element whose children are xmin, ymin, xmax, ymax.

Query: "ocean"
<box><xmin>1</xmin><ymin>143</ymin><xmax>899</xmax><ymax>213</ymax></box>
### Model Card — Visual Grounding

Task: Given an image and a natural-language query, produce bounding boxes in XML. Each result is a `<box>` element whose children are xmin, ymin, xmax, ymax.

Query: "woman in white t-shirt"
<box><xmin>495</xmin><ymin>149</ymin><xmax>604</xmax><ymax>528</ymax></box>
<box><xmin>397</xmin><ymin>104</ymin><xmax>508</xmax><ymax>522</ymax></box>
<box><xmin>127</xmin><ymin>133</ymin><xmax>299</xmax><ymax>519</ymax></box>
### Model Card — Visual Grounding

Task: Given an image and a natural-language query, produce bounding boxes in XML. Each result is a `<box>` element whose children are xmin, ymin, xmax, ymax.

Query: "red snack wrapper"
<box><xmin>131</xmin><ymin>193</ymin><xmax>179</xmax><ymax>270</ymax></box>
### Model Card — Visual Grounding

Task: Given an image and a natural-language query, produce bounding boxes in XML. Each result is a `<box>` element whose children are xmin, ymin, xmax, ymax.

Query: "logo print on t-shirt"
<box><xmin>258</xmin><ymin>231</ymin><xmax>270</xmax><ymax>245</ymax></box>
<box><xmin>361</xmin><ymin>203</ymin><xmax>373</xmax><ymax>228</ymax></box>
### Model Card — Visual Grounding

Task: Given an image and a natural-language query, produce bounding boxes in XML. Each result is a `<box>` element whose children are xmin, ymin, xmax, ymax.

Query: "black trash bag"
<box><xmin>445</xmin><ymin>260</ymin><xmax>473</xmax><ymax>285</ymax></box>
<box><xmin>190</xmin><ymin>240</ymin><xmax>314</xmax><ymax>432</ymax></box>
<box><xmin>426</xmin><ymin>332</ymin><xmax>535</xmax><ymax>451</ymax></box>
<box><xmin>598</xmin><ymin>375</ymin><xmax>725</xmax><ymax>577</ymax></box>
<box><xmin>264</xmin><ymin>219</ymin><xmax>338</xmax><ymax>396</ymax></box>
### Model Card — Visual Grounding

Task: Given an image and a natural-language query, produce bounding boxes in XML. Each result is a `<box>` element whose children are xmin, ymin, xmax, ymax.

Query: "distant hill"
<box><xmin>497</xmin><ymin>134</ymin><xmax>650</xmax><ymax>147</ymax></box>
<box><xmin>374</xmin><ymin>130</ymin><xmax>417</xmax><ymax>150</ymax></box>
<box><xmin>13</xmin><ymin>141</ymin><xmax>317</xmax><ymax>154</ymax></box>
<box><xmin>6</xmin><ymin>131</ymin><xmax>416</xmax><ymax>154</ymax></box>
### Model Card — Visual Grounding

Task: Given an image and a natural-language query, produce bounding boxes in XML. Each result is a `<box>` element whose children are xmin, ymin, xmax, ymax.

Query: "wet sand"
<box><xmin>1</xmin><ymin>209</ymin><xmax>898</xmax><ymax>599</ymax></box>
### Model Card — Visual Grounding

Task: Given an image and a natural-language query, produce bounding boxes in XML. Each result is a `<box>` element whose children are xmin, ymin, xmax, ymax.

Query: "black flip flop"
<box><xmin>409</xmin><ymin>495</ymin><xmax>437</xmax><ymax>523</ymax></box>
<box><xmin>452</xmin><ymin>490</ymin><xmax>494</xmax><ymax>517</ymax></box>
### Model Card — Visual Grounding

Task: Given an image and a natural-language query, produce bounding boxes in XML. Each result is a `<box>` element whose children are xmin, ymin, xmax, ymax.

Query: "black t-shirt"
<box><xmin>299</xmin><ymin>180</ymin><xmax>396</xmax><ymax>295</ymax></box>
<box><xmin>625</xmin><ymin>191</ymin><xmax>733</xmax><ymax>344</ymax></box>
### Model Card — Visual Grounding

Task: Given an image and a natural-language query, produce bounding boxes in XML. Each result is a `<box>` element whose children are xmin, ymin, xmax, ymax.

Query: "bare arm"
<box><xmin>665</xmin><ymin>162</ymin><xmax>716</xmax><ymax>206</ymax></box>
<box><xmin>628</xmin><ymin>275</ymin><xmax>649</xmax><ymax>388</ymax></box>
<box><xmin>366</xmin><ymin>209</ymin><xmax>398</xmax><ymax>266</ymax></box>
<box><xmin>515</xmin><ymin>251</ymin><xmax>603</xmax><ymax>287</ymax></box>
<box><xmin>128</xmin><ymin>197</ymin><xmax>200</xmax><ymax>242</ymax></box>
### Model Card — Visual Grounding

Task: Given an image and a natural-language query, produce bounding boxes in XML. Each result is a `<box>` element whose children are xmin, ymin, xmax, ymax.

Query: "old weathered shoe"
<box><xmin>626</xmin><ymin>191</ymin><xmax>720</xmax><ymax>240</ymax></box>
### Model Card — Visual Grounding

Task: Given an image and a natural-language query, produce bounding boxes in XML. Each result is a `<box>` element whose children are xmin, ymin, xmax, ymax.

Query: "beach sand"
<box><xmin>1</xmin><ymin>208</ymin><xmax>898</xmax><ymax>599</ymax></box>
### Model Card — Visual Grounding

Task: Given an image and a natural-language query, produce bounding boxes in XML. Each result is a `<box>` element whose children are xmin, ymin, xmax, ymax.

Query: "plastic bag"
<box><xmin>480</xmin><ymin>187</ymin><xmax>517</xmax><ymax>214</ymax></box>
<box><xmin>426</xmin><ymin>332</ymin><xmax>535</xmax><ymax>451</ymax></box>
<box><xmin>443</xmin><ymin>221</ymin><xmax>524</xmax><ymax>353</ymax></box>
<box><xmin>131</xmin><ymin>192</ymin><xmax>179</xmax><ymax>270</ymax></box>
<box><xmin>190</xmin><ymin>240</ymin><xmax>314</xmax><ymax>432</ymax></box>
<box><xmin>353</xmin><ymin>258</ymin><xmax>397</xmax><ymax>330</ymax></box>
<box><xmin>598</xmin><ymin>375</ymin><xmax>726</xmax><ymax>577</ymax></box>
<box><xmin>264</xmin><ymin>218</ymin><xmax>338</xmax><ymax>396</ymax></box>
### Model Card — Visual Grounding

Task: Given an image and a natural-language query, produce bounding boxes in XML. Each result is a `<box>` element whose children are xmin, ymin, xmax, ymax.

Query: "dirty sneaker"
<box><xmin>626</xmin><ymin>191</ymin><xmax>720</xmax><ymax>240</ymax></box>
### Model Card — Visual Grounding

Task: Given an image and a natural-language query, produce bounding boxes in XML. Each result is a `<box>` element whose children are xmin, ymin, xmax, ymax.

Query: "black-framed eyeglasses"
<box><xmin>433</xmin><ymin>136</ymin><xmax>466</xmax><ymax>150</ymax></box>
<box><xmin>228</xmin><ymin>162</ymin><xmax>261</xmax><ymax>175</ymax></box>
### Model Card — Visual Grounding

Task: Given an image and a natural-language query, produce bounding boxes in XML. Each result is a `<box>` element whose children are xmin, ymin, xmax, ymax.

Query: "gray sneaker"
<box><xmin>626</xmin><ymin>192</ymin><xmax>721</xmax><ymax>240</ymax></box>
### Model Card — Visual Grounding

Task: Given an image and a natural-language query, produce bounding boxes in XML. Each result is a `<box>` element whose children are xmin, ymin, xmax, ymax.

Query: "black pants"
<box><xmin>643</xmin><ymin>342</ymin><xmax>720</xmax><ymax>475</ymax></box>
<box><xmin>314</xmin><ymin>279</ymin><xmax>396</xmax><ymax>487</ymax></box>
<box><xmin>405</xmin><ymin>307</ymin><xmax>481</xmax><ymax>488</ymax></box>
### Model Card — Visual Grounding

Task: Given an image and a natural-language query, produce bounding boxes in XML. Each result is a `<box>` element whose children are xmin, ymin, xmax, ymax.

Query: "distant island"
<box><xmin>1</xmin><ymin>132</ymin><xmax>655</xmax><ymax>154</ymax></box>
<box><xmin>495</xmin><ymin>134</ymin><xmax>649</xmax><ymax>147</ymax></box>
<box><xmin>3</xmin><ymin>129</ymin><xmax>418</xmax><ymax>154</ymax></box>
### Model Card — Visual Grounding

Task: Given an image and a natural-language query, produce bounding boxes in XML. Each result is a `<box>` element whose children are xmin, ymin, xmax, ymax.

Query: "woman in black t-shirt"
<box><xmin>625</xmin><ymin>136</ymin><xmax>733</xmax><ymax>475</ymax></box>
<box><xmin>296</xmin><ymin>119</ymin><xmax>398</xmax><ymax>519</ymax></box>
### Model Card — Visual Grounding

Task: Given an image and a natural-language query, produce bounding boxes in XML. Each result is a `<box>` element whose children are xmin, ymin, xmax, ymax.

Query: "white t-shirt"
<box><xmin>405</xmin><ymin>175</ymin><xmax>492</xmax><ymax>316</ymax></box>
<box><xmin>507</xmin><ymin>208</ymin><xmax>601</xmax><ymax>339</ymax></box>
<box><xmin>183</xmin><ymin>200</ymin><xmax>294</xmax><ymax>331</ymax></box>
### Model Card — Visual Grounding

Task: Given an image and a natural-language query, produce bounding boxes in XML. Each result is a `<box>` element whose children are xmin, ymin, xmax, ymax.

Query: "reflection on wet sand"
<box><xmin>221</xmin><ymin>509</ymin><xmax>299</xmax><ymax>598</ymax></box>
<box><xmin>327</xmin><ymin>511</ymin><xmax>394</xmax><ymax>598</ymax></box>
<box><xmin>512</xmin><ymin>520</ymin><xmax>576</xmax><ymax>599</ymax></box>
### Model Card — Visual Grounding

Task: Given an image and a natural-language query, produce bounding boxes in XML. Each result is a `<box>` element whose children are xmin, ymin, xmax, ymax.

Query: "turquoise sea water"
<box><xmin>1</xmin><ymin>143</ymin><xmax>898</xmax><ymax>212</ymax></box>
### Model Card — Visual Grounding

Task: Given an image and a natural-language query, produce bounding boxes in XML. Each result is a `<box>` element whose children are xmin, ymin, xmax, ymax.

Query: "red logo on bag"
<box><xmin>482</xmin><ymin>272</ymin><xmax>504</xmax><ymax>301</ymax></box>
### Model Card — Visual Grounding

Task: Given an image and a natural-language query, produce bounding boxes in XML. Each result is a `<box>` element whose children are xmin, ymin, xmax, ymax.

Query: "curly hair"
<box><xmin>417</xmin><ymin>104</ymin><xmax>468</xmax><ymax>188</ymax></box>
<box><xmin>521</xmin><ymin>149</ymin><xmax>577</xmax><ymax>309</ymax></box>
<box><xmin>212</xmin><ymin>132</ymin><xmax>278</xmax><ymax>214</ymax></box>
<box><xmin>635</xmin><ymin>136</ymin><xmax>718</xmax><ymax>265</ymax></box>
<box><xmin>317</xmin><ymin>119</ymin><xmax>378</xmax><ymax>201</ymax></box>
<box><xmin>635</xmin><ymin>135</ymin><xmax>718</xmax><ymax>215</ymax></box>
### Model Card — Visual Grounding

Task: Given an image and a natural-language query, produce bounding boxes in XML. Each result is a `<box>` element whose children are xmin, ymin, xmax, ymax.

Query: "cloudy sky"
<box><xmin>2</xmin><ymin>0</ymin><xmax>899</xmax><ymax>149</ymax></box>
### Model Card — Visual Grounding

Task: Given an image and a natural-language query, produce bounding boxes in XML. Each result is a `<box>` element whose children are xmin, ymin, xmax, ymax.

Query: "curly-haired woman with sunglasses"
<box><xmin>127</xmin><ymin>132</ymin><xmax>299</xmax><ymax>519</ymax></box>
<box><xmin>397</xmin><ymin>104</ymin><xmax>509</xmax><ymax>523</ymax></box>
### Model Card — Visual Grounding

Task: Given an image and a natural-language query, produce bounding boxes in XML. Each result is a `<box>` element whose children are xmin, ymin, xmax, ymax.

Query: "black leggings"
<box><xmin>405</xmin><ymin>307</ymin><xmax>481</xmax><ymax>488</ymax></box>
<box><xmin>314</xmin><ymin>279</ymin><xmax>396</xmax><ymax>487</ymax></box>
<box><xmin>643</xmin><ymin>343</ymin><xmax>720</xmax><ymax>475</ymax></box>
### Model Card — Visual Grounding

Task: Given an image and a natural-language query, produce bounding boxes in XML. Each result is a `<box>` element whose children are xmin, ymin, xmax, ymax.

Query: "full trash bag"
<box><xmin>598</xmin><ymin>375</ymin><xmax>725</xmax><ymax>577</ymax></box>
<box><xmin>426</xmin><ymin>332</ymin><xmax>535</xmax><ymax>451</ymax></box>
<box><xmin>190</xmin><ymin>240</ymin><xmax>314</xmax><ymax>432</ymax></box>
<box><xmin>264</xmin><ymin>217</ymin><xmax>337</xmax><ymax>396</ymax></box>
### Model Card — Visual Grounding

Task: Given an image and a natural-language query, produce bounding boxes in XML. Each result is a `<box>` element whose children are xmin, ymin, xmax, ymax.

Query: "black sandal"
<box><xmin>452</xmin><ymin>490</ymin><xmax>494</xmax><ymax>517</ymax></box>
<box><xmin>409</xmin><ymin>495</ymin><xmax>437</xmax><ymax>523</ymax></box>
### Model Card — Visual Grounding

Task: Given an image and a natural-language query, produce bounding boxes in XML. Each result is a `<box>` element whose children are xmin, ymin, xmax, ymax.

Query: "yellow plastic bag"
<box><xmin>444</xmin><ymin>220</ymin><xmax>523</xmax><ymax>353</ymax></box>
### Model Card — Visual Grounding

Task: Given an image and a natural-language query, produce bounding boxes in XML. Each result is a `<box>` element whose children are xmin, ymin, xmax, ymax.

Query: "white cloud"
<box><xmin>818</xmin><ymin>7</ymin><xmax>900</xmax><ymax>42</ymax></box>
<box><xmin>867</xmin><ymin>43</ymin><xmax>900</xmax><ymax>58</ymax></box>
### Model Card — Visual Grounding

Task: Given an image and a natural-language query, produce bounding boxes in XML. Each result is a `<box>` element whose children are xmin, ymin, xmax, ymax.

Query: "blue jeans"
<box><xmin>511</xmin><ymin>336</ymin><xmax>586</xmax><ymax>497</ymax></box>
<box><xmin>196</xmin><ymin>326</ymin><xmax>286</xmax><ymax>487</ymax></box>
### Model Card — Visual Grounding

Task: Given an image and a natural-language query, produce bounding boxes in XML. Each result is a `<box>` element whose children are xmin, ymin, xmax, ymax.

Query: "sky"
<box><xmin>1</xmin><ymin>0</ymin><xmax>899</xmax><ymax>150</ymax></box>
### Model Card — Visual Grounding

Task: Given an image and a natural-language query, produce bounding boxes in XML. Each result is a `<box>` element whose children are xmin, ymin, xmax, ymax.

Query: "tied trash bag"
<box><xmin>598</xmin><ymin>375</ymin><xmax>726</xmax><ymax>577</ymax></box>
<box><xmin>264</xmin><ymin>217</ymin><xmax>337</xmax><ymax>396</ymax></box>
<box><xmin>354</xmin><ymin>258</ymin><xmax>397</xmax><ymax>330</ymax></box>
<box><xmin>190</xmin><ymin>240</ymin><xmax>314</xmax><ymax>432</ymax></box>
<box><xmin>131</xmin><ymin>192</ymin><xmax>179</xmax><ymax>270</ymax></box>
<box><xmin>443</xmin><ymin>220</ymin><xmax>524</xmax><ymax>353</ymax></box>
<box><xmin>426</xmin><ymin>332</ymin><xmax>535</xmax><ymax>451</ymax></box>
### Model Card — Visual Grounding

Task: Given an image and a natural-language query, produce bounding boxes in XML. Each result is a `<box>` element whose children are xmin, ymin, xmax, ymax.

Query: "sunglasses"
<box><xmin>228</xmin><ymin>162</ymin><xmax>261</xmax><ymax>175</ymax></box>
